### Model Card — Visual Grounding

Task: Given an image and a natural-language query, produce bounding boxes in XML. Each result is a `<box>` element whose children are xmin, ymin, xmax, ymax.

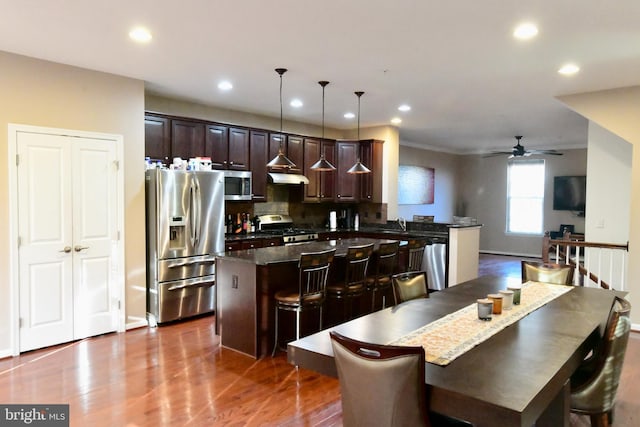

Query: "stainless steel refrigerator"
<box><xmin>145</xmin><ymin>169</ymin><xmax>225</xmax><ymax>325</ymax></box>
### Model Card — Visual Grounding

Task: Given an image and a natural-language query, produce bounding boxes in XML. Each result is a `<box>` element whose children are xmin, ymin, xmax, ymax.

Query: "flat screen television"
<box><xmin>553</xmin><ymin>175</ymin><xmax>586</xmax><ymax>212</ymax></box>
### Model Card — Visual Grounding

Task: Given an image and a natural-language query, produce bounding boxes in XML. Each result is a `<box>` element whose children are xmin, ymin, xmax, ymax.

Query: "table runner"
<box><xmin>389</xmin><ymin>281</ymin><xmax>573</xmax><ymax>366</ymax></box>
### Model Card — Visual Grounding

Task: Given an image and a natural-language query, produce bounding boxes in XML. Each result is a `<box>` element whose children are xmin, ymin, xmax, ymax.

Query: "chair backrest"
<box><xmin>329</xmin><ymin>331</ymin><xmax>430</xmax><ymax>427</ymax></box>
<box><xmin>392</xmin><ymin>271</ymin><xmax>429</xmax><ymax>304</ymax></box>
<box><xmin>407</xmin><ymin>239</ymin><xmax>427</xmax><ymax>271</ymax></box>
<box><xmin>344</xmin><ymin>244</ymin><xmax>374</xmax><ymax>289</ymax></box>
<box><xmin>298</xmin><ymin>248</ymin><xmax>336</xmax><ymax>305</ymax></box>
<box><xmin>571</xmin><ymin>296</ymin><xmax>631</xmax><ymax>414</ymax></box>
<box><xmin>373</xmin><ymin>241</ymin><xmax>400</xmax><ymax>280</ymax></box>
<box><xmin>521</xmin><ymin>260</ymin><xmax>574</xmax><ymax>285</ymax></box>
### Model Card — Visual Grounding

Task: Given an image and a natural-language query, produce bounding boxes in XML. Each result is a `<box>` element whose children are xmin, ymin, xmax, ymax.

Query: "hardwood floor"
<box><xmin>1</xmin><ymin>254</ymin><xmax>638</xmax><ymax>426</ymax></box>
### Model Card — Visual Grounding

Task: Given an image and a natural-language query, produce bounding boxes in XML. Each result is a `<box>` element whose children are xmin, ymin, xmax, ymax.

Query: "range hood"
<box><xmin>268</xmin><ymin>172</ymin><xmax>309</xmax><ymax>185</ymax></box>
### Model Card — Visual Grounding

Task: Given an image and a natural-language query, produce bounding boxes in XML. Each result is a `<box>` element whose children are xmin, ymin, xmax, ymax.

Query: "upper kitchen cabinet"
<box><xmin>207</xmin><ymin>125</ymin><xmax>249</xmax><ymax>170</ymax></box>
<box><xmin>286</xmin><ymin>135</ymin><xmax>304</xmax><ymax>174</ymax></box>
<box><xmin>227</xmin><ymin>127</ymin><xmax>250</xmax><ymax>170</ymax></box>
<box><xmin>335</xmin><ymin>140</ymin><xmax>359</xmax><ymax>202</ymax></box>
<box><xmin>145</xmin><ymin>114</ymin><xmax>171</xmax><ymax>162</ymax></box>
<box><xmin>249</xmin><ymin>129</ymin><xmax>268</xmax><ymax>201</ymax></box>
<box><xmin>303</xmin><ymin>138</ymin><xmax>336</xmax><ymax>202</ymax></box>
<box><xmin>359</xmin><ymin>139</ymin><xmax>384</xmax><ymax>203</ymax></box>
<box><xmin>205</xmin><ymin>124</ymin><xmax>228</xmax><ymax>169</ymax></box>
<box><xmin>171</xmin><ymin>119</ymin><xmax>206</xmax><ymax>160</ymax></box>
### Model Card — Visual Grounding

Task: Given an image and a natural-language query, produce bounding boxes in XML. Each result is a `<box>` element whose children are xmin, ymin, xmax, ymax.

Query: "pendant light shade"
<box><xmin>310</xmin><ymin>80</ymin><xmax>336</xmax><ymax>171</ymax></box>
<box><xmin>267</xmin><ymin>68</ymin><xmax>297</xmax><ymax>169</ymax></box>
<box><xmin>347</xmin><ymin>91</ymin><xmax>371</xmax><ymax>174</ymax></box>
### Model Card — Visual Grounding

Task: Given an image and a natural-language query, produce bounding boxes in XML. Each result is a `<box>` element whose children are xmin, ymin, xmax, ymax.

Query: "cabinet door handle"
<box><xmin>58</xmin><ymin>246</ymin><xmax>72</xmax><ymax>253</ymax></box>
<box><xmin>74</xmin><ymin>245</ymin><xmax>90</xmax><ymax>252</ymax></box>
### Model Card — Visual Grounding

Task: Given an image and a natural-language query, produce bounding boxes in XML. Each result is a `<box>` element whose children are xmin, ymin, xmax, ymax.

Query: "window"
<box><xmin>507</xmin><ymin>159</ymin><xmax>545</xmax><ymax>234</ymax></box>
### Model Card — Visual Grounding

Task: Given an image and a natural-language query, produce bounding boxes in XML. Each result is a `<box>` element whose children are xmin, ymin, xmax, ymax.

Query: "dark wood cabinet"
<box><xmin>171</xmin><ymin>119</ymin><xmax>205</xmax><ymax>160</ymax></box>
<box><xmin>225</xmin><ymin>237</ymin><xmax>282</xmax><ymax>251</ymax></box>
<box><xmin>228</xmin><ymin>127</ymin><xmax>250</xmax><ymax>170</ymax></box>
<box><xmin>286</xmin><ymin>135</ymin><xmax>304</xmax><ymax>173</ymax></box>
<box><xmin>206</xmin><ymin>125</ymin><xmax>249</xmax><ymax>170</ymax></box>
<box><xmin>249</xmin><ymin>130</ymin><xmax>268</xmax><ymax>201</ymax></box>
<box><xmin>303</xmin><ymin>138</ymin><xmax>336</xmax><ymax>202</ymax></box>
<box><xmin>144</xmin><ymin>114</ymin><xmax>171</xmax><ymax>162</ymax></box>
<box><xmin>359</xmin><ymin>139</ymin><xmax>384</xmax><ymax>203</ymax></box>
<box><xmin>206</xmin><ymin>124</ymin><xmax>229</xmax><ymax>169</ymax></box>
<box><xmin>335</xmin><ymin>140</ymin><xmax>359</xmax><ymax>202</ymax></box>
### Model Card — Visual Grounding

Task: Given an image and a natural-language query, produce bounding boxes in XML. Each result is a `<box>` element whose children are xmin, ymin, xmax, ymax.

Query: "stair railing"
<box><xmin>542</xmin><ymin>231</ymin><xmax>629</xmax><ymax>291</ymax></box>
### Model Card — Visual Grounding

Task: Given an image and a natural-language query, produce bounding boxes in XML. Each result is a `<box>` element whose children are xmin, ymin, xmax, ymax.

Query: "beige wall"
<box><xmin>398</xmin><ymin>146</ymin><xmax>459</xmax><ymax>223</ymax></box>
<box><xmin>0</xmin><ymin>51</ymin><xmax>146</xmax><ymax>354</ymax></box>
<box><xmin>558</xmin><ymin>86</ymin><xmax>640</xmax><ymax>327</ymax></box>
<box><xmin>458</xmin><ymin>149</ymin><xmax>587</xmax><ymax>257</ymax></box>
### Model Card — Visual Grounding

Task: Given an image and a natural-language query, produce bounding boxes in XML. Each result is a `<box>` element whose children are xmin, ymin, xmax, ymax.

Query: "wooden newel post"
<box><xmin>542</xmin><ymin>231</ymin><xmax>550</xmax><ymax>263</ymax></box>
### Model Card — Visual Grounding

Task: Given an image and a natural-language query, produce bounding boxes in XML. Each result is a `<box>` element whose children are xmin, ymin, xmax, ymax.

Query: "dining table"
<box><xmin>287</xmin><ymin>275</ymin><xmax>624</xmax><ymax>427</ymax></box>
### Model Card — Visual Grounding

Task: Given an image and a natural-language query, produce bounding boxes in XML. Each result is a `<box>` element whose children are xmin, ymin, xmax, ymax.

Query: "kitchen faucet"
<box><xmin>397</xmin><ymin>217</ymin><xmax>406</xmax><ymax>231</ymax></box>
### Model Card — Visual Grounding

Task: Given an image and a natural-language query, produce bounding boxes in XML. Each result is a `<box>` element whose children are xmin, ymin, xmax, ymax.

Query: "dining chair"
<box><xmin>521</xmin><ymin>260</ymin><xmax>575</xmax><ymax>285</ymax></box>
<box><xmin>271</xmin><ymin>248</ymin><xmax>336</xmax><ymax>356</ymax></box>
<box><xmin>329</xmin><ymin>331</ymin><xmax>472</xmax><ymax>427</ymax></box>
<box><xmin>365</xmin><ymin>241</ymin><xmax>400</xmax><ymax>312</ymax></box>
<box><xmin>407</xmin><ymin>239</ymin><xmax>428</xmax><ymax>271</ymax></box>
<box><xmin>391</xmin><ymin>270</ymin><xmax>429</xmax><ymax>304</ymax></box>
<box><xmin>570</xmin><ymin>296</ymin><xmax>631</xmax><ymax>427</ymax></box>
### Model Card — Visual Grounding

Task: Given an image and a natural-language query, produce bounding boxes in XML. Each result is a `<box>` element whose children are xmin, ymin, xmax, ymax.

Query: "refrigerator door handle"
<box><xmin>166</xmin><ymin>274</ymin><xmax>216</xmax><ymax>291</ymax></box>
<box><xmin>194</xmin><ymin>179</ymin><xmax>202</xmax><ymax>246</ymax></box>
<box><xmin>166</xmin><ymin>255</ymin><xmax>216</xmax><ymax>268</ymax></box>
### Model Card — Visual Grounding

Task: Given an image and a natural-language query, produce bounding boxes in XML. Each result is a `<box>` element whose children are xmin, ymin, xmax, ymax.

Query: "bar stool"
<box><xmin>327</xmin><ymin>243</ymin><xmax>374</xmax><ymax>323</ymax></box>
<box><xmin>272</xmin><ymin>248</ymin><xmax>336</xmax><ymax>356</ymax></box>
<box><xmin>365</xmin><ymin>241</ymin><xmax>400</xmax><ymax>311</ymax></box>
<box><xmin>407</xmin><ymin>239</ymin><xmax>428</xmax><ymax>271</ymax></box>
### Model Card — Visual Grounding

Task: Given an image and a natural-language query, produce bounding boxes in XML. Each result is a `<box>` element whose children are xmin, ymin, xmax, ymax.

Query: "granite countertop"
<box><xmin>216</xmin><ymin>237</ymin><xmax>406</xmax><ymax>265</ymax></box>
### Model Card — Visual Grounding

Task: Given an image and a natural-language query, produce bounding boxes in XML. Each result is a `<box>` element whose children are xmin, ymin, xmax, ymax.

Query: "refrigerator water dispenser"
<box><xmin>169</xmin><ymin>216</ymin><xmax>186</xmax><ymax>249</ymax></box>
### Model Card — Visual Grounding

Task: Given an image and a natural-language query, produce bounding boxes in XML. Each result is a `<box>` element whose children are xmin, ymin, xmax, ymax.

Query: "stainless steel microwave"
<box><xmin>224</xmin><ymin>170</ymin><xmax>252</xmax><ymax>200</ymax></box>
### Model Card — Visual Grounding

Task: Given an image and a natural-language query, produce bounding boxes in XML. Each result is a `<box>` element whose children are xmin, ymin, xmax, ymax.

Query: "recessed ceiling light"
<box><xmin>344</xmin><ymin>112</ymin><xmax>355</xmax><ymax>119</ymax></box>
<box><xmin>218</xmin><ymin>81</ymin><xmax>233</xmax><ymax>91</ymax></box>
<box><xmin>391</xmin><ymin>117</ymin><xmax>402</xmax><ymax>125</ymax></box>
<box><xmin>129</xmin><ymin>27</ymin><xmax>152</xmax><ymax>43</ymax></box>
<box><xmin>513</xmin><ymin>23</ymin><xmax>538</xmax><ymax>40</ymax></box>
<box><xmin>558</xmin><ymin>63</ymin><xmax>580</xmax><ymax>75</ymax></box>
<box><xmin>398</xmin><ymin>105</ymin><xmax>411</xmax><ymax>112</ymax></box>
<box><xmin>290</xmin><ymin>99</ymin><xmax>303</xmax><ymax>108</ymax></box>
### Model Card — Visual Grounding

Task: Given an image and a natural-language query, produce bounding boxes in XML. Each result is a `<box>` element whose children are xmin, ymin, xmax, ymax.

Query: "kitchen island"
<box><xmin>215</xmin><ymin>238</ymin><xmax>404</xmax><ymax>358</ymax></box>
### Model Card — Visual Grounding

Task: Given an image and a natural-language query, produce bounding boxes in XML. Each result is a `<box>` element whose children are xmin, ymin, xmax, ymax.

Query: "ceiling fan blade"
<box><xmin>528</xmin><ymin>150</ymin><xmax>563</xmax><ymax>156</ymax></box>
<box><xmin>482</xmin><ymin>151</ymin><xmax>513</xmax><ymax>158</ymax></box>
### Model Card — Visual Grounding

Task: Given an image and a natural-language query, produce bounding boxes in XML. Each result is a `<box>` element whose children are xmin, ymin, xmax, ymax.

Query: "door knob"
<box><xmin>74</xmin><ymin>245</ymin><xmax>89</xmax><ymax>252</ymax></box>
<box><xmin>58</xmin><ymin>246</ymin><xmax>72</xmax><ymax>253</ymax></box>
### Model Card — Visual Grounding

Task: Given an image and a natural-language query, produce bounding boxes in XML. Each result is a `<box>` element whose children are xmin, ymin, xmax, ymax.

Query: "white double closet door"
<box><xmin>16</xmin><ymin>128</ymin><xmax>120</xmax><ymax>352</ymax></box>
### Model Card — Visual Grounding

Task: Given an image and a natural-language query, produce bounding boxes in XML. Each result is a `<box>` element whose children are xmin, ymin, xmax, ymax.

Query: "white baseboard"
<box><xmin>126</xmin><ymin>319</ymin><xmax>148</xmax><ymax>330</ymax></box>
<box><xmin>0</xmin><ymin>348</ymin><xmax>14</xmax><ymax>359</ymax></box>
<box><xmin>480</xmin><ymin>250</ymin><xmax>542</xmax><ymax>259</ymax></box>
<box><xmin>632</xmin><ymin>324</ymin><xmax>640</xmax><ymax>333</ymax></box>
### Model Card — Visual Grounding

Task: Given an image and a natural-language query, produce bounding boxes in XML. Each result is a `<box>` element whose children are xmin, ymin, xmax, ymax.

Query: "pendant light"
<box><xmin>310</xmin><ymin>80</ymin><xmax>336</xmax><ymax>171</ymax></box>
<box><xmin>267</xmin><ymin>68</ymin><xmax>297</xmax><ymax>169</ymax></box>
<box><xmin>347</xmin><ymin>91</ymin><xmax>371</xmax><ymax>174</ymax></box>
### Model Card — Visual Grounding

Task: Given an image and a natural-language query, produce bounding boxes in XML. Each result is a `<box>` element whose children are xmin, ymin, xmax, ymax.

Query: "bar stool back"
<box><xmin>365</xmin><ymin>241</ymin><xmax>400</xmax><ymax>311</ymax></box>
<box><xmin>327</xmin><ymin>243</ymin><xmax>374</xmax><ymax>323</ymax></box>
<box><xmin>272</xmin><ymin>248</ymin><xmax>336</xmax><ymax>356</ymax></box>
<box><xmin>407</xmin><ymin>239</ymin><xmax>428</xmax><ymax>271</ymax></box>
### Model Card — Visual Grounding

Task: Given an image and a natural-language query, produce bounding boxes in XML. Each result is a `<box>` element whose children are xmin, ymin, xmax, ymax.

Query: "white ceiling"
<box><xmin>1</xmin><ymin>1</ymin><xmax>639</xmax><ymax>154</ymax></box>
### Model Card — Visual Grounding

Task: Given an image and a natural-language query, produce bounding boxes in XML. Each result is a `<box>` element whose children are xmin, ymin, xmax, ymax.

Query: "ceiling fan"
<box><xmin>484</xmin><ymin>136</ymin><xmax>563</xmax><ymax>158</ymax></box>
